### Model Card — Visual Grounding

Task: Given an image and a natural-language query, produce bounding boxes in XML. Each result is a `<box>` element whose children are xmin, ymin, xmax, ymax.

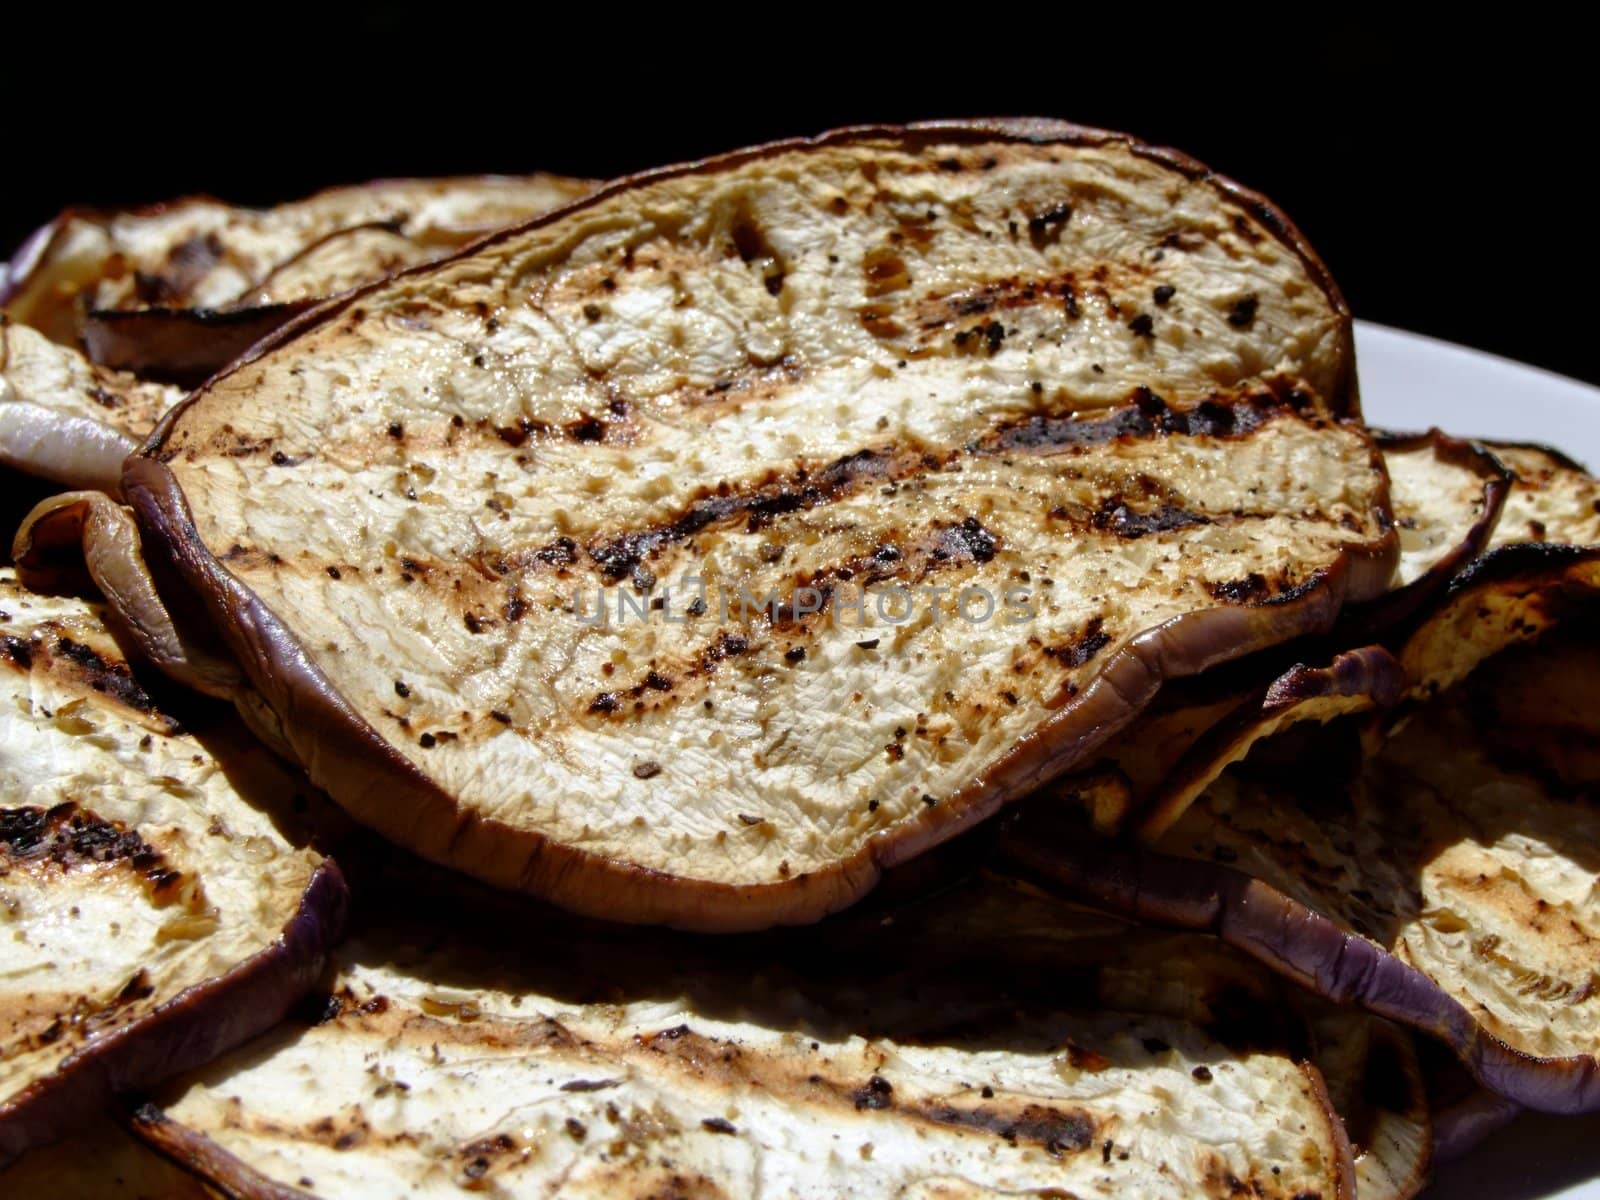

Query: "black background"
<box><xmin>6</xmin><ymin>13</ymin><xmax>1594</xmax><ymax>383</ymax></box>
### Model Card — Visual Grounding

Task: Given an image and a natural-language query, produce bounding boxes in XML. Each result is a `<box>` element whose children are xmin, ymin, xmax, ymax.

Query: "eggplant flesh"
<box><xmin>1487</xmin><ymin>441</ymin><xmax>1600</xmax><ymax>550</ymax></box>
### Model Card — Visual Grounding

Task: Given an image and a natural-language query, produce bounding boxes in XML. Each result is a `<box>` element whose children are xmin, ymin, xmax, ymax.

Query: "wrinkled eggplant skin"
<box><xmin>998</xmin><ymin>815</ymin><xmax>1600</xmax><ymax>1114</ymax></box>
<box><xmin>0</xmin><ymin>861</ymin><xmax>348</xmax><ymax>1166</ymax></box>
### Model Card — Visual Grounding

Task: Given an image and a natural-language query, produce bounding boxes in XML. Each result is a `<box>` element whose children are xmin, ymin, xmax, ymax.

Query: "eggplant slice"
<box><xmin>1486</xmin><ymin>441</ymin><xmax>1600</xmax><ymax>549</ymax></box>
<box><xmin>0</xmin><ymin>569</ymin><xmax>348</xmax><ymax>1164</ymax></box>
<box><xmin>3</xmin><ymin>174</ymin><xmax>595</xmax><ymax>342</ymax></box>
<box><xmin>121</xmin><ymin>119</ymin><xmax>1396</xmax><ymax>931</ymax></box>
<box><xmin>0</xmin><ymin>319</ymin><xmax>182</xmax><ymax>493</ymax></box>
<box><xmin>4</xmin><ymin>175</ymin><xmax>594</xmax><ymax>384</ymax></box>
<box><xmin>131</xmin><ymin>872</ymin><xmax>1358</xmax><ymax>1199</ymax></box>
<box><xmin>1345</xmin><ymin>430</ymin><xmax>1510</xmax><ymax>634</ymax></box>
<box><xmin>1002</xmin><ymin>620</ymin><xmax>1600</xmax><ymax>1114</ymax></box>
<box><xmin>1302</xmin><ymin>1002</ymin><xmax>1430</xmax><ymax>1200</ymax></box>
<box><xmin>1397</xmin><ymin>543</ymin><xmax>1600</xmax><ymax>702</ymax></box>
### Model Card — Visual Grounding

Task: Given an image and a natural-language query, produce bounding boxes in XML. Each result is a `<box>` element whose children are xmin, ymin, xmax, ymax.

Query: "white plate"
<box><xmin>1356</xmin><ymin>321</ymin><xmax>1600</xmax><ymax>1200</ymax></box>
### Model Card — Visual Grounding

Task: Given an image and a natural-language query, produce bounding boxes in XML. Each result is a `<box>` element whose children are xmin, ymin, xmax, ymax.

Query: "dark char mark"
<box><xmin>917</xmin><ymin>1101</ymin><xmax>1096</xmax><ymax>1157</ymax></box>
<box><xmin>587</xmin><ymin>449</ymin><xmax>903</xmax><ymax>582</ymax></box>
<box><xmin>53</xmin><ymin>635</ymin><xmax>164</xmax><ymax>714</ymax></box>
<box><xmin>1</xmin><ymin>803</ymin><xmax>185</xmax><ymax>898</ymax></box>
<box><xmin>1093</xmin><ymin>500</ymin><xmax>1211</xmax><ymax>539</ymax></box>
<box><xmin>986</xmin><ymin>386</ymin><xmax>1290</xmax><ymax>455</ymax></box>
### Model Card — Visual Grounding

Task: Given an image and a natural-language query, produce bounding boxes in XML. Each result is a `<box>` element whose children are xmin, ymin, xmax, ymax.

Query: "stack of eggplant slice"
<box><xmin>0</xmin><ymin>120</ymin><xmax>1596</xmax><ymax>1198</ymax></box>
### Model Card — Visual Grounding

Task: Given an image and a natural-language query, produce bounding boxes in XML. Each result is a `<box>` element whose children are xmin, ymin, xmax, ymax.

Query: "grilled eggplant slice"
<box><xmin>1486</xmin><ymin>441</ymin><xmax>1600</xmax><ymax>549</ymax></box>
<box><xmin>3</xmin><ymin>175</ymin><xmax>594</xmax><ymax>342</ymax></box>
<box><xmin>1346</xmin><ymin>430</ymin><xmax>1510</xmax><ymax>634</ymax></box>
<box><xmin>122</xmin><ymin>119</ymin><xmax>1395</xmax><ymax>931</ymax></box>
<box><xmin>1002</xmin><ymin>629</ymin><xmax>1600</xmax><ymax>1114</ymax></box>
<box><xmin>131</xmin><ymin>874</ymin><xmax>1356</xmax><ymax>1199</ymax></box>
<box><xmin>1397</xmin><ymin>543</ymin><xmax>1600</xmax><ymax>702</ymax></box>
<box><xmin>4</xmin><ymin>175</ymin><xmax>593</xmax><ymax>384</ymax></box>
<box><xmin>0</xmin><ymin>319</ymin><xmax>181</xmax><ymax>493</ymax></box>
<box><xmin>0</xmin><ymin>569</ymin><xmax>348</xmax><ymax>1163</ymax></box>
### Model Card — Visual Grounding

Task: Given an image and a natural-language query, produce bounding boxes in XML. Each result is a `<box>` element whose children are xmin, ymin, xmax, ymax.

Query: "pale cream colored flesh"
<box><xmin>0</xmin><ymin>569</ymin><xmax>322</xmax><ymax>1112</ymax></box>
<box><xmin>148</xmin><ymin>133</ymin><xmax>1390</xmax><ymax>911</ymax></box>
<box><xmin>1488</xmin><ymin>443</ymin><xmax>1600</xmax><ymax>548</ymax></box>
<box><xmin>1386</xmin><ymin>439</ymin><xmax>1497</xmax><ymax>587</ymax></box>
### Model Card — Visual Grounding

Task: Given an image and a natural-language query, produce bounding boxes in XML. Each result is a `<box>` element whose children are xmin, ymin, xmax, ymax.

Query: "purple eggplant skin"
<box><xmin>997</xmin><ymin>810</ymin><xmax>1600</xmax><ymax>1115</ymax></box>
<box><xmin>0</xmin><ymin>860</ymin><xmax>348</xmax><ymax>1166</ymax></box>
<box><xmin>1429</xmin><ymin>1090</ymin><xmax>1522</xmax><ymax>1165</ymax></box>
<box><xmin>83</xmin><ymin>302</ymin><xmax>318</xmax><ymax>388</ymax></box>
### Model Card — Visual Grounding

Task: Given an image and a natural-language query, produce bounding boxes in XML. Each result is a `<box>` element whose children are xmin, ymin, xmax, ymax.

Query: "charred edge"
<box><xmin>1448</xmin><ymin>542</ymin><xmax>1600</xmax><ymax>592</ymax></box>
<box><xmin>0</xmin><ymin>804</ymin><xmax>188</xmax><ymax>901</ymax></box>
<box><xmin>50</xmin><ymin>635</ymin><xmax>166</xmax><ymax>715</ymax></box>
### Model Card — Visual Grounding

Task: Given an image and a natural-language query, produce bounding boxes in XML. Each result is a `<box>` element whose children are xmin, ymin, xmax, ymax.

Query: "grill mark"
<box><xmin>983</xmin><ymin>385</ymin><xmax>1299</xmax><ymax>456</ymax></box>
<box><xmin>635</xmin><ymin>1023</ymin><xmax>1098</xmax><ymax>1157</ymax></box>
<box><xmin>571</xmin><ymin>386</ymin><xmax>1297</xmax><ymax>585</ymax></box>
<box><xmin>1093</xmin><ymin>500</ymin><xmax>1211</xmax><ymax>539</ymax></box>
<box><xmin>583</xmin><ymin>446</ymin><xmax>927</xmax><ymax>584</ymax></box>
<box><xmin>1</xmin><ymin>803</ymin><xmax>191</xmax><ymax>903</ymax></box>
<box><xmin>49</xmin><ymin>634</ymin><xmax>167</xmax><ymax>717</ymax></box>
<box><xmin>208</xmin><ymin>383</ymin><xmax>1314</xmax><ymax>611</ymax></box>
<box><xmin>915</xmin><ymin>1100</ymin><xmax>1096</xmax><ymax>1155</ymax></box>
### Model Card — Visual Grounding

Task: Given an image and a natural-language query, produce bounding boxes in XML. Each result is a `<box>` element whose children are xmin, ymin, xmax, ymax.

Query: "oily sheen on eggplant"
<box><xmin>131</xmin><ymin>874</ymin><xmax>1358</xmax><ymax>1200</ymax></box>
<box><xmin>0</xmin><ymin>569</ymin><xmax>348</xmax><ymax>1164</ymax></box>
<box><xmin>123</xmin><ymin>120</ymin><xmax>1396</xmax><ymax>931</ymax></box>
